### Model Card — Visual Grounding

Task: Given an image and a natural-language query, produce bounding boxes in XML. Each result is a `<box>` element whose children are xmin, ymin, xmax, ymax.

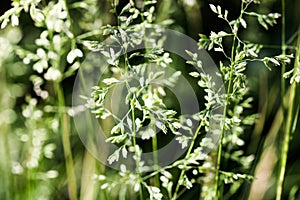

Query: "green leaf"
<box><xmin>185</xmin><ymin>50</ymin><xmax>197</xmax><ymax>60</ymax></box>
<box><xmin>120</xmin><ymin>3</ymin><xmax>131</xmax><ymax>15</ymax></box>
<box><xmin>107</xmin><ymin>148</ymin><xmax>120</xmax><ymax>164</ymax></box>
<box><xmin>189</xmin><ymin>71</ymin><xmax>200</xmax><ymax>78</ymax></box>
<box><xmin>1</xmin><ymin>18</ymin><xmax>9</xmax><ymax>29</ymax></box>
<box><xmin>258</xmin><ymin>16</ymin><xmax>268</xmax><ymax>30</ymax></box>
<box><xmin>11</xmin><ymin>15</ymin><xmax>19</xmax><ymax>26</ymax></box>
<box><xmin>114</xmin><ymin>0</ymin><xmax>119</xmax><ymax>7</ymax></box>
<box><xmin>102</xmin><ymin>77</ymin><xmax>119</xmax><ymax>85</ymax></box>
<box><xmin>240</xmin><ymin>18</ymin><xmax>247</xmax><ymax>28</ymax></box>
<box><xmin>209</xmin><ymin>4</ymin><xmax>217</xmax><ymax>14</ymax></box>
<box><xmin>269</xmin><ymin>58</ymin><xmax>280</xmax><ymax>66</ymax></box>
<box><xmin>82</xmin><ymin>40</ymin><xmax>102</xmax><ymax>51</ymax></box>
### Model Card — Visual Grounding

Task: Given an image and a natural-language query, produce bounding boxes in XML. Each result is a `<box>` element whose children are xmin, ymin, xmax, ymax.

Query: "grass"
<box><xmin>0</xmin><ymin>0</ymin><xmax>299</xmax><ymax>199</ymax></box>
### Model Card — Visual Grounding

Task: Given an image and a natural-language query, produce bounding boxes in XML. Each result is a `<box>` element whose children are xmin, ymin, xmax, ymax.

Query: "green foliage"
<box><xmin>0</xmin><ymin>0</ymin><xmax>299</xmax><ymax>199</ymax></box>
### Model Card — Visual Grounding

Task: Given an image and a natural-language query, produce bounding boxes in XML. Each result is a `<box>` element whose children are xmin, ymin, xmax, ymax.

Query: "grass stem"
<box><xmin>131</xmin><ymin>99</ymin><xmax>144</xmax><ymax>200</ymax></box>
<box><xmin>214</xmin><ymin>25</ymin><xmax>238</xmax><ymax>200</ymax></box>
<box><xmin>276</xmin><ymin>26</ymin><xmax>300</xmax><ymax>200</ymax></box>
<box><xmin>172</xmin><ymin>122</ymin><xmax>204</xmax><ymax>200</ymax></box>
<box><xmin>55</xmin><ymin>82</ymin><xmax>78</xmax><ymax>200</ymax></box>
<box><xmin>280</xmin><ymin>0</ymin><xmax>286</xmax><ymax>103</ymax></box>
<box><xmin>152</xmin><ymin>132</ymin><xmax>160</xmax><ymax>187</ymax></box>
<box><xmin>0</xmin><ymin>64</ymin><xmax>12</xmax><ymax>200</ymax></box>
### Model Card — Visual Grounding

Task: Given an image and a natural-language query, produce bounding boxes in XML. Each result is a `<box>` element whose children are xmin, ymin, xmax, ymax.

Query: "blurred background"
<box><xmin>0</xmin><ymin>0</ymin><xmax>299</xmax><ymax>199</ymax></box>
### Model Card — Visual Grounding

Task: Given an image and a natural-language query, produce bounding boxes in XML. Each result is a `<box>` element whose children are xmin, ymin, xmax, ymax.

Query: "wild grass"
<box><xmin>0</xmin><ymin>0</ymin><xmax>299</xmax><ymax>199</ymax></box>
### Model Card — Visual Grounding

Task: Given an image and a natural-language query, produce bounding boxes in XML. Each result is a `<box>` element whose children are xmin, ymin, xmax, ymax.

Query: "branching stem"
<box><xmin>172</xmin><ymin>122</ymin><xmax>204</xmax><ymax>200</ymax></box>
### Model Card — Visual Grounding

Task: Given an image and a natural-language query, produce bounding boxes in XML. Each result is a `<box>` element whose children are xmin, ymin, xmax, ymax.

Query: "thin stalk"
<box><xmin>0</xmin><ymin>123</ymin><xmax>12</xmax><ymax>200</ymax></box>
<box><xmin>0</xmin><ymin>66</ymin><xmax>12</xmax><ymax>199</ymax></box>
<box><xmin>276</xmin><ymin>85</ymin><xmax>295</xmax><ymax>200</ymax></box>
<box><xmin>131</xmin><ymin>99</ymin><xmax>144</xmax><ymax>200</ymax></box>
<box><xmin>214</xmin><ymin>72</ymin><xmax>233</xmax><ymax>200</ymax></box>
<box><xmin>26</xmin><ymin>167</ymin><xmax>34</xmax><ymax>199</ymax></box>
<box><xmin>276</xmin><ymin>0</ymin><xmax>287</xmax><ymax>197</ymax></box>
<box><xmin>172</xmin><ymin>122</ymin><xmax>204</xmax><ymax>200</ymax></box>
<box><xmin>80</xmin><ymin>151</ymin><xmax>96</xmax><ymax>200</ymax></box>
<box><xmin>141</xmin><ymin>4</ymin><xmax>160</xmax><ymax>187</ymax></box>
<box><xmin>78</xmin><ymin>64</ymin><xmax>103</xmax><ymax>200</ymax></box>
<box><xmin>148</xmin><ymin>87</ymin><xmax>159</xmax><ymax>187</ymax></box>
<box><xmin>176</xmin><ymin>187</ymin><xmax>187</xmax><ymax>199</ymax></box>
<box><xmin>51</xmin><ymin>1</ymin><xmax>78</xmax><ymax>199</ymax></box>
<box><xmin>213</xmin><ymin>0</ymin><xmax>249</xmax><ymax>197</ymax></box>
<box><xmin>142</xmin><ymin>165</ymin><xmax>174</xmax><ymax>181</ymax></box>
<box><xmin>152</xmin><ymin>128</ymin><xmax>160</xmax><ymax>187</ymax></box>
<box><xmin>214</xmin><ymin>31</ymin><xmax>237</xmax><ymax>200</ymax></box>
<box><xmin>77</xmin><ymin>30</ymin><xmax>103</xmax><ymax>41</ymax></box>
<box><xmin>280</xmin><ymin>0</ymin><xmax>286</xmax><ymax>103</ymax></box>
<box><xmin>276</xmin><ymin>27</ymin><xmax>300</xmax><ymax>200</ymax></box>
<box><xmin>55</xmin><ymin>82</ymin><xmax>78</xmax><ymax>200</ymax></box>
